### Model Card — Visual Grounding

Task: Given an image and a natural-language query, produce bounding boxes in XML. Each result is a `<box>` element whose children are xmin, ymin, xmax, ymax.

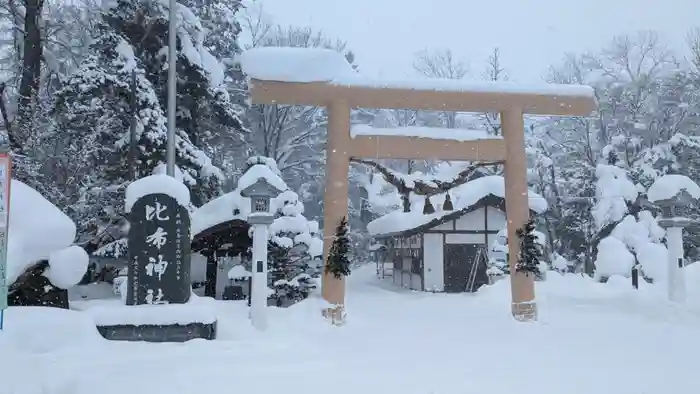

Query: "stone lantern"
<box><xmin>655</xmin><ymin>190</ymin><xmax>697</xmax><ymax>229</ymax></box>
<box><xmin>240</xmin><ymin>178</ymin><xmax>282</xmax><ymax>330</ymax></box>
<box><xmin>648</xmin><ymin>178</ymin><xmax>700</xmax><ymax>303</ymax></box>
<box><xmin>241</xmin><ymin>178</ymin><xmax>282</xmax><ymax>224</ymax></box>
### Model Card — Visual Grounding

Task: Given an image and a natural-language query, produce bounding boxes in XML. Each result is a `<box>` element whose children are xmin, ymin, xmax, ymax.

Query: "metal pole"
<box><xmin>166</xmin><ymin>0</ymin><xmax>177</xmax><ymax>177</ymax></box>
<box><xmin>0</xmin><ymin>148</ymin><xmax>11</xmax><ymax>330</ymax></box>
<box><xmin>129</xmin><ymin>69</ymin><xmax>137</xmax><ymax>181</ymax></box>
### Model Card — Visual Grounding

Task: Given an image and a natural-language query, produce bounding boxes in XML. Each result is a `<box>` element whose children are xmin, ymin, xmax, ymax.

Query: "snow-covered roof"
<box><xmin>647</xmin><ymin>174</ymin><xmax>700</xmax><ymax>203</ymax></box>
<box><xmin>240</xmin><ymin>47</ymin><xmax>594</xmax><ymax>98</ymax></box>
<box><xmin>191</xmin><ymin>190</ymin><xmax>248</xmax><ymax>237</ymax></box>
<box><xmin>368</xmin><ymin>175</ymin><xmax>547</xmax><ymax>237</ymax></box>
<box><xmin>351</xmin><ymin>125</ymin><xmax>501</xmax><ymax>142</ymax></box>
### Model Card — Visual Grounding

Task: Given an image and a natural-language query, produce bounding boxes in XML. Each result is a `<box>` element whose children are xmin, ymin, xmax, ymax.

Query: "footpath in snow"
<box><xmin>1</xmin><ymin>265</ymin><xmax>699</xmax><ymax>394</ymax></box>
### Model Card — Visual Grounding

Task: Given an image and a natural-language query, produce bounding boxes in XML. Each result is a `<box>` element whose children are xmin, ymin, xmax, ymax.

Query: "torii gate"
<box><xmin>240</xmin><ymin>47</ymin><xmax>596</xmax><ymax>324</ymax></box>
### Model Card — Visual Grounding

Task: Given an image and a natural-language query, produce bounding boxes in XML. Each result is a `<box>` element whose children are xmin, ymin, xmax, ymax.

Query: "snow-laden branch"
<box><xmin>350</xmin><ymin>157</ymin><xmax>500</xmax><ymax>198</ymax></box>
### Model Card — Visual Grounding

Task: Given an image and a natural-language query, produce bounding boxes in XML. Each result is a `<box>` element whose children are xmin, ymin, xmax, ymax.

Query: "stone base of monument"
<box><xmin>95</xmin><ymin>321</ymin><xmax>216</xmax><ymax>342</ymax></box>
<box><xmin>72</xmin><ymin>295</ymin><xmax>218</xmax><ymax>343</ymax></box>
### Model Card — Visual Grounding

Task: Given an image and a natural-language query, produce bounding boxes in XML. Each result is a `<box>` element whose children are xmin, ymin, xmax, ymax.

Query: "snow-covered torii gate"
<box><xmin>240</xmin><ymin>47</ymin><xmax>596</xmax><ymax>323</ymax></box>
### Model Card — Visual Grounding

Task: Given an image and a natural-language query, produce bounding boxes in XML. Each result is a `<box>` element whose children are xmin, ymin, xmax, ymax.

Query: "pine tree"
<box><xmin>51</xmin><ymin>0</ymin><xmax>247</xmax><ymax>247</ymax></box>
<box><xmin>181</xmin><ymin>0</ymin><xmax>252</xmax><ymax>175</ymax></box>
<box><xmin>325</xmin><ymin>216</ymin><xmax>352</xmax><ymax>279</ymax></box>
<box><xmin>515</xmin><ymin>219</ymin><xmax>542</xmax><ymax>276</ymax></box>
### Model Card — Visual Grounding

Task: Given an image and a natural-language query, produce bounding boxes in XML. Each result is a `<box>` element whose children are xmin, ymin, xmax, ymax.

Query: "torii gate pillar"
<box><xmin>501</xmin><ymin>108</ymin><xmax>536</xmax><ymax>320</ymax></box>
<box><xmin>322</xmin><ymin>101</ymin><xmax>351</xmax><ymax>323</ymax></box>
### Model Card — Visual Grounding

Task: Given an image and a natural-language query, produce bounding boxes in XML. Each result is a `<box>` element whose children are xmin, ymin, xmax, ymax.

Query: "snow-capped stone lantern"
<box><xmin>648</xmin><ymin>174</ymin><xmax>700</xmax><ymax>303</ymax></box>
<box><xmin>240</xmin><ymin>177</ymin><xmax>282</xmax><ymax>223</ymax></box>
<box><xmin>240</xmin><ymin>178</ymin><xmax>283</xmax><ymax>330</ymax></box>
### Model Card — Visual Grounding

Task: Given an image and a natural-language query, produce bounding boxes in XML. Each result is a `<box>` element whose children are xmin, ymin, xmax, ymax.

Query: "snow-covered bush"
<box><xmin>595</xmin><ymin>236</ymin><xmax>636</xmax><ymax>279</ymax></box>
<box><xmin>592</xmin><ymin>161</ymin><xmax>668</xmax><ymax>282</ymax></box>
<box><xmin>268</xmin><ymin>188</ymin><xmax>323</xmax><ymax>304</ymax></box>
<box><xmin>43</xmin><ymin>246</ymin><xmax>90</xmax><ymax>290</ymax></box>
<box><xmin>6</xmin><ymin>181</ymin><xmax>89</xmax><ymax>308</ymax></box>
<box><xmin>592</xmin><ymin>163</ymin><xmax>639</xmax><ymax>230</ymax></box>
<box><xmin>551</xmin><ymin>252</ymin><xmax>572</xmax><ymax>274</ymax></box>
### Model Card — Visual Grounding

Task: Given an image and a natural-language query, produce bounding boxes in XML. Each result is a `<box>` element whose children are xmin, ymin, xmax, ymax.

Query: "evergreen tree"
<box><xmin>325</xmin><ymin>216</ymin><xmax>352</xmax><ymax>279</ymax></box>
<box><xmin>50</xmin><ymin>0</ymin><xmax>247</xmax><ymax>247</ymax></box>
<box><xmin>515</xmin><ymin>219</ymin><xmax>542</xmax><ymax>276</ymax></box>
<box><xmin>181</xmin><ymin>0</ymin><xmax>252</xmax><ymax>176</ymax></box>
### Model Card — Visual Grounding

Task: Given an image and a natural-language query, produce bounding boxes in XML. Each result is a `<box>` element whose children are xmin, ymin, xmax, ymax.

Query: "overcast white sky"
<box><xmin>257</xmin><ymin>0</ymin><xmax>697</xmax><ymax>83</ymax></box>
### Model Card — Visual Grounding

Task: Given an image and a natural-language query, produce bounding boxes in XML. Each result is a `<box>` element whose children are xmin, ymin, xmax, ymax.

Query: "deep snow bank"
<box><xmin>7</xmin><ymin>180</ymin><xmax>78</xmax><ymax>285</ymax></box>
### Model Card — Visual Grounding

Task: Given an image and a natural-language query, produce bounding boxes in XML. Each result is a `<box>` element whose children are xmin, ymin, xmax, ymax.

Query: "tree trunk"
<box><xmin>14</xmin><ymin>0</ymin><xmax>45</xmax><ymax>151</ymax></box>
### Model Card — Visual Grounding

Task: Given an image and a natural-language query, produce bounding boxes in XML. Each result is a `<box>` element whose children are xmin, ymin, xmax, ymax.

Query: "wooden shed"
<box><xmin>368</xmin><ymin>175</ymin><xmax>546</xmax><ymax>293</ymax></box>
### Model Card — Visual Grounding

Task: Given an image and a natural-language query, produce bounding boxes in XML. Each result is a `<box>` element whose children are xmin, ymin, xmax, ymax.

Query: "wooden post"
<box><xmin>501</xmin><ymin>108</ymin><xmax>537</xmax><ymax>322</ymax></box>
<box><xmin>322</xmin><ymin>101</ymin><xmax>351</xmax><ymax>324</ymax></box>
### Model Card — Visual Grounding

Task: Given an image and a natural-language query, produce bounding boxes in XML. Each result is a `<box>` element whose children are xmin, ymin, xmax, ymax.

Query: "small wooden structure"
<box><xmin>371</xmin><ymin>186</ymin><xmax>543</xmax><ymax>293</ymax></box>
<box><xmin>240</xmin><ymin>47</ymin><xmax>596</xmax><ymax>322</ymax></box>
<box><xmin>191</xmin><ymin>218</ymin><xmax>251</xmax><ymax>299</ymax></box>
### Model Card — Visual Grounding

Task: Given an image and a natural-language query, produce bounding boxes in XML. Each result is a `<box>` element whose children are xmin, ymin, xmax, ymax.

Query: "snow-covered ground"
<box><xmin>1</xmin><ymin>265</ymin><xmax>699</xmax><ymax>394</ymax></box>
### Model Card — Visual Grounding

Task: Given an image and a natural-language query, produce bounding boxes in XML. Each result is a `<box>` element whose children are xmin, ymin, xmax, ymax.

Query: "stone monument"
<box><xmin>93</xmin><ymin>174</ymin><xmax>217</xmax><ymax>342</ymax></box>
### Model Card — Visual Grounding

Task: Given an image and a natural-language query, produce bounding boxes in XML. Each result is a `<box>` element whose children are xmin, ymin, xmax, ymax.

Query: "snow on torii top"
<box><xmin>239</xmin><ymin>46</ymin><xmax>595</xmax><ymax>99</ymax></box>
<box><xmin>351</xmin><ymin>125</ymin><xmax>500</xmax><ymax>142</ymax></box>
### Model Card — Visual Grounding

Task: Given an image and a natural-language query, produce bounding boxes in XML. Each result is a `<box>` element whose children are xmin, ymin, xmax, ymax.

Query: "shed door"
<box><xmin>423</xmin><ymin>234</ymin><xmax>444</xmax><ymax>291</ymax></box>
<box><xmin>443</xmin><ymin>244</ymin><xmax>489</xmax><ymax>293</ymax></box>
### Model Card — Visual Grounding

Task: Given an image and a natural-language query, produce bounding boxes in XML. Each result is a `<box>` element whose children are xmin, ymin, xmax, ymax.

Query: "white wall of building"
<box><xmin>445</xmin><ymin>233</ymin><xmax>484</xmax><ymax>244</ymax></box>
<box><xmin>486</xmin><ymin>207</ymin><xmax>506</xmax><ymax>231</ymax></box>
<box><xmin>454</xmin><ymin>208</ymin><xmax>485</xmax><ymax>230</ymax></box>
